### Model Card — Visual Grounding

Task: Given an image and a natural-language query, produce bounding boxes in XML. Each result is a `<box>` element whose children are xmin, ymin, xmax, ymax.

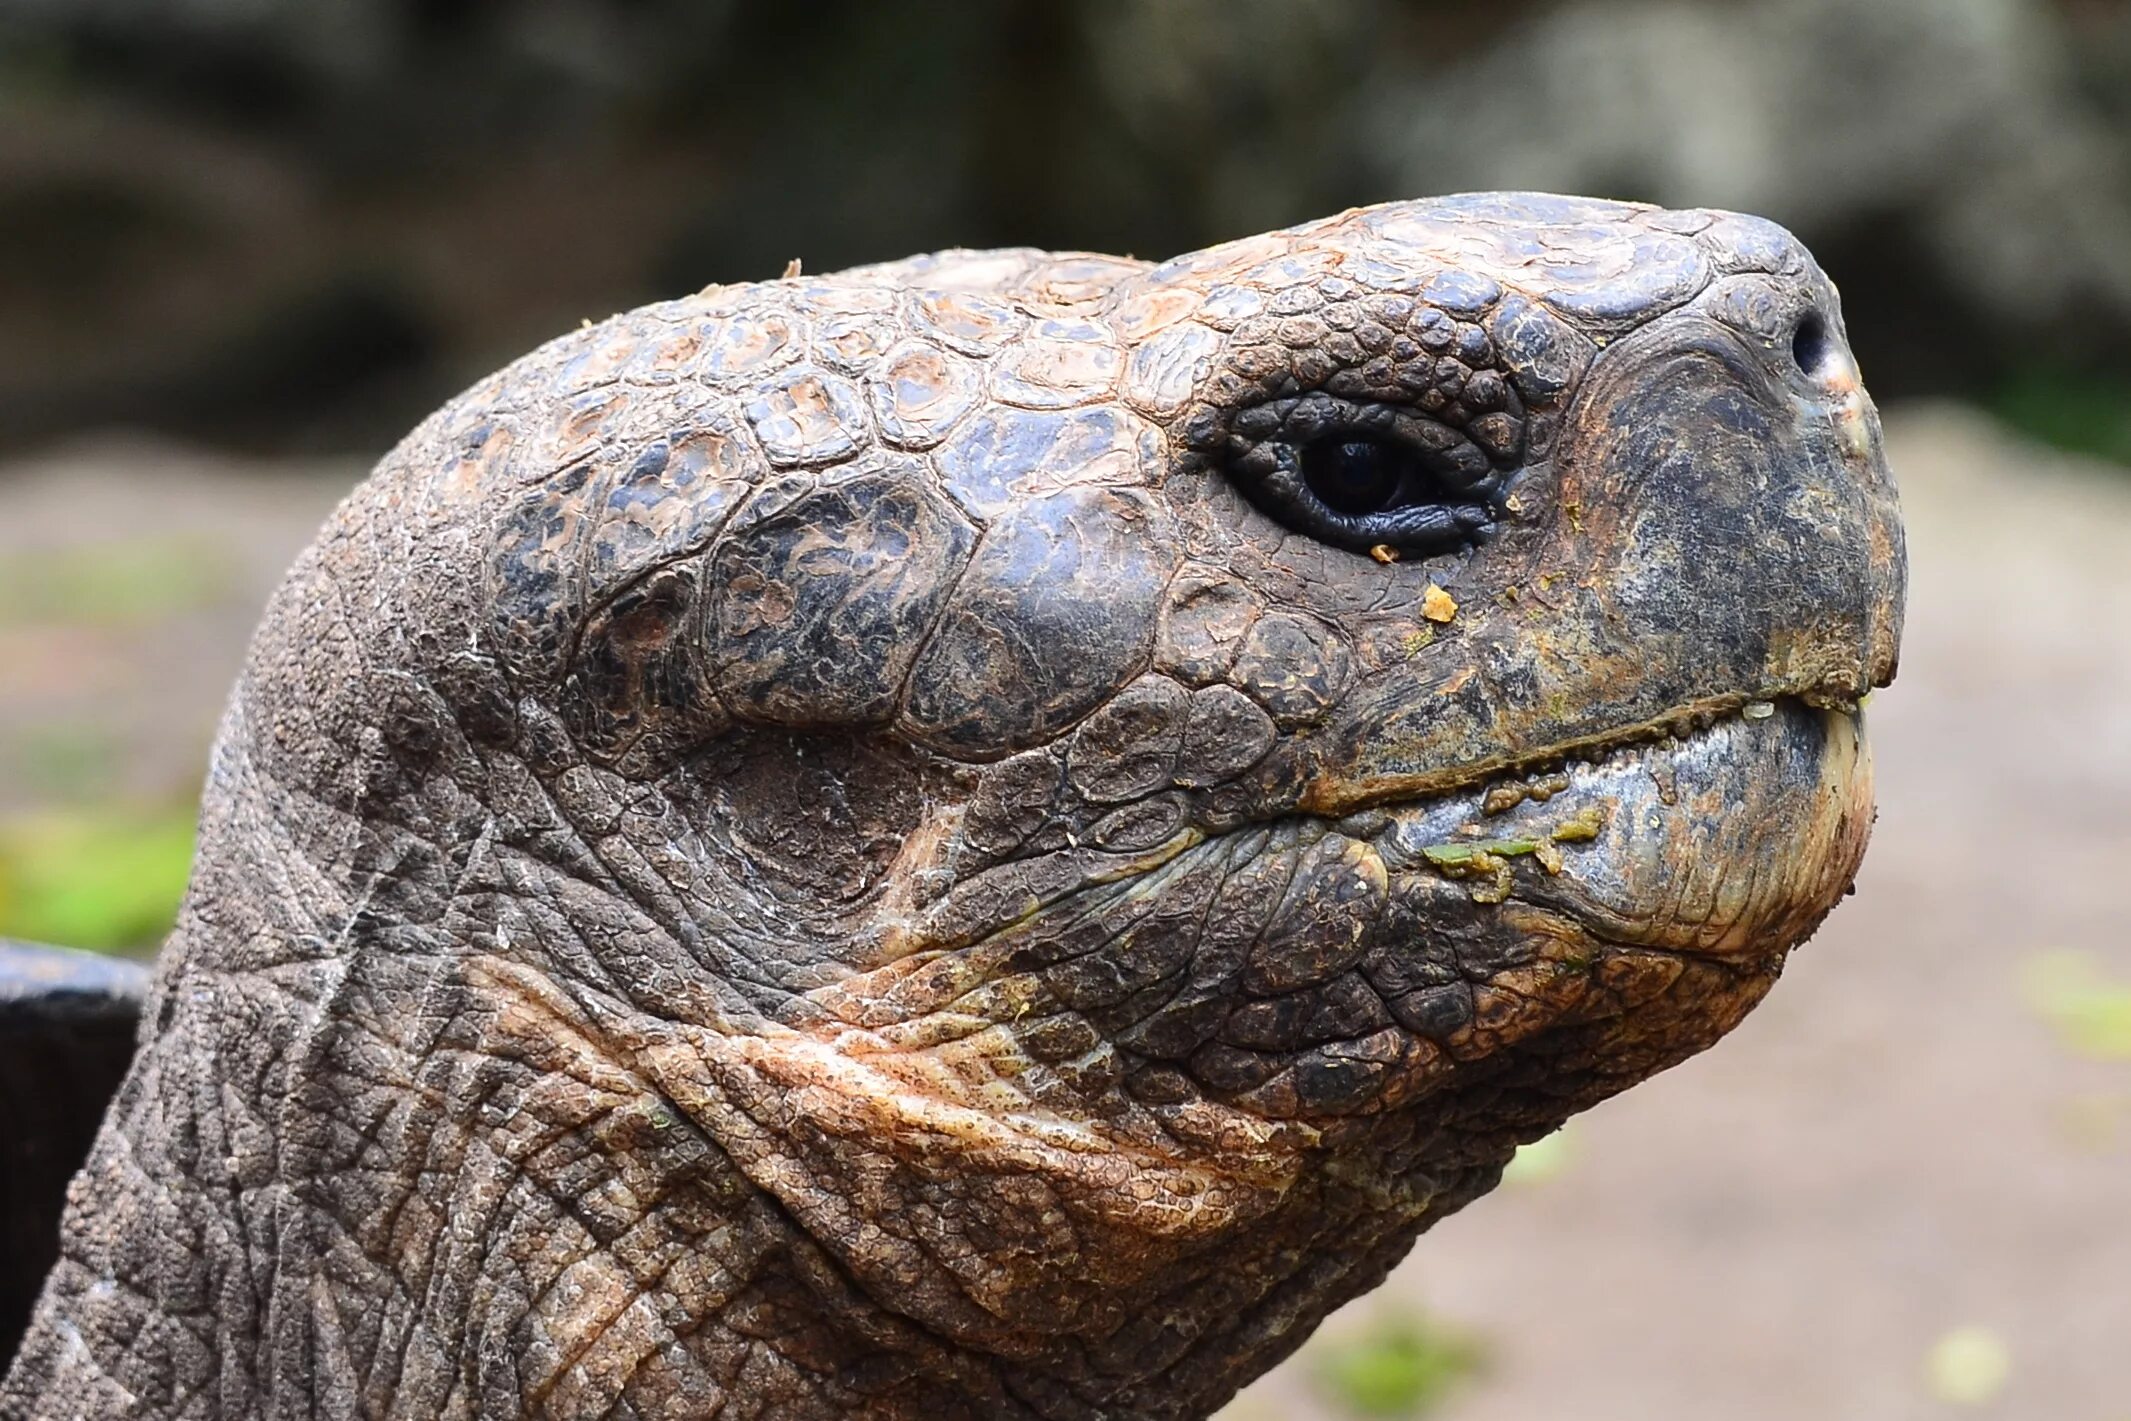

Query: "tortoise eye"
<box><xmin>1301</xmin><ymin>437</ymin><xmax>1409</xmax><ymax>516</ymax></box>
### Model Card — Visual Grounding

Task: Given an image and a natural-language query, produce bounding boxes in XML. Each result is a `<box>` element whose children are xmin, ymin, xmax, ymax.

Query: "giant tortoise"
<box><xmin>0</xmin><ymin>192</ymin><xmax>1904</xmax><ymax>1420</ymax></box>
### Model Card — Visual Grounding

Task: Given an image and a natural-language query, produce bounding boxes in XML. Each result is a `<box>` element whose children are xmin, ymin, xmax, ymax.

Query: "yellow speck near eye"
<box><xmin>1369</xmin><ymin>544</ymin><xmax>1402</xmax><ymax>564</ymax></box>
<box><xmin>1420</xmin><ymin>584</ymin><xmax>1458</xmax><ymax>623</ymax></box>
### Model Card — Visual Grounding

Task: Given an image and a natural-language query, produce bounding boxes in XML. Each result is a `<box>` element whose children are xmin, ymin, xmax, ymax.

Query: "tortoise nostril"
<box><xmin>1791</xmin><ymin>311</ymin><xmax>1833</xmax><ymax>378</ymax></box>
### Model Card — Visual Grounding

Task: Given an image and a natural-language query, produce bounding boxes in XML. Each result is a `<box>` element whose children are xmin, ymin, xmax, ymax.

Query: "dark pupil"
<box><xmin>1301</xmin><ymin>437</ymin><xmax>1407</xmax><ymax>516</ymax></box>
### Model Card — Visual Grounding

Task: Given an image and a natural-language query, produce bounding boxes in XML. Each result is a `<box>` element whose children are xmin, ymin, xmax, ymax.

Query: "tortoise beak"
<box><xmin>1819</xmin><ymin>342</ymin><xmax>1905</xmax><ymax>694</ymax></box>
<box><xmin>1550</xmin><ymin>306</ymin><xmax>1906</xmax><ymax>714</ymax></box>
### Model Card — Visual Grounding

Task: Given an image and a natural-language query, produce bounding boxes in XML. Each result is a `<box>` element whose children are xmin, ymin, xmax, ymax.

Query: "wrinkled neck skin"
<box><xmin>9</xmin><ymin>708</ymin><xmax>1773</xmax><ymax>1421</ymax></box>
<box><xmin>3</xmin><ymin>195</ymin><xmax>1897</xmax><ymax>1421</ymax></box>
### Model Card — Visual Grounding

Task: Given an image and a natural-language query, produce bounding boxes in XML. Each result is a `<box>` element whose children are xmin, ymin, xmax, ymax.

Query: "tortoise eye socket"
<box><xmin>1206</xmin><ymin>388</ymin><xmax>1517</xmax><ymax>560</ymax></box>
<box><xmin>1232</xmin><ymin>428</ymin><xmax>1501</xmax><ymax>559</ymax></box>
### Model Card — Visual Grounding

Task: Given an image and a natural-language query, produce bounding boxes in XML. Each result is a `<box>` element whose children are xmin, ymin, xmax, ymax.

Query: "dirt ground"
<box><xmin>0</xmin><ymin>406</ymin><xmax>2123</xmax><ymax>1418</ymax></box>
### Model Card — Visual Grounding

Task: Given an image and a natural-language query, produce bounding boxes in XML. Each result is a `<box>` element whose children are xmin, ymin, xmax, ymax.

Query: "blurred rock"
<box><xmin>3</xmin><ymin>0</ymin><xmax>2130</xmax><ymax>448</ymax></box>
<box><xmin>1368</xmin><ymin>0</ymin><xmax>2131</xmax><ymax>394</ymax></box>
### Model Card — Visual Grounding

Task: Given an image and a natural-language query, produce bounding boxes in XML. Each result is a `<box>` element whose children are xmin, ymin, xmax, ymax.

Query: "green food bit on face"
<box><xmin>0</xmin><ymin>805</ymin><xmax>198</xmax><ymax>953</ymax></box>
<box><xmin>1419</xmin><ymin>838</ymin><xmax>1540</xmax><ymax>868</ymax></box>
<box><xmin>1467</xmin><ymin>856</ymin><xmax>1512</xmax><ymax>904</ymax></box>
<box><xmin>1421</xmin><ymin>806</ymin><xmax>1608</xmax><ymax>869</ymax></box>
<box><xmin>1313</xmin><ymin>1314</ymin><xmax>1485</xmax><ymax>1419</ymax></box>
<box><xmin>1549</xmin><ymin>807</ymin><xmax>1607</xmax><ymax>843</ymax></box>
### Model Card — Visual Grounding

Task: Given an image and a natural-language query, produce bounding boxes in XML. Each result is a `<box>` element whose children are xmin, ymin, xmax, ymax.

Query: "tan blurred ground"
<box><xmin>0</xmin><ymin>407</ymin><xmax>2124</xmax><ymax>1418</ymax></box>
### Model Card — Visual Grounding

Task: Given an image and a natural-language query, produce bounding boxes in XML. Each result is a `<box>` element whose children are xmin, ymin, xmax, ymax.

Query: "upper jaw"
<box><xmin>1296</xmin><ymin>663</ymin><xmax>1881</xmax><ymax>821</ymax></box>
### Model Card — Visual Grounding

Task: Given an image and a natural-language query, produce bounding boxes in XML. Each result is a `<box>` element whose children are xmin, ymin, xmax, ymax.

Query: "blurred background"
<box><xmin>2</xmin><ymin>0</ymin><xmax>2128</xmax><ymax>1416</ymax></box>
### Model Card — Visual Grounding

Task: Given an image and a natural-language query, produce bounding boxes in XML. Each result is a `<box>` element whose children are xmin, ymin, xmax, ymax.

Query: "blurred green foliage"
<box><xmin>1923</xmin><ymin>1325</ymin><xmax>2014</xmax><ymax>1407</ymax></box>
<box><xmin>2022</xmin><ymin>950</ymin><xmax>2131</xmax><ymax>1062</ymax></box>
<box><xmin>0</xmin><ymin>806</ymin><xmax>196</xmax><ymax>954</ymax></box>
<box><xmin>1312</xmin><ymin>1315</ymin><xmax>1485</xmax><ymax>1419</ymax></box>
<box><xmin>6</xmin><ymin>724</ymin><xmax>124</xmax><ymax>802</ymax></box>
<box><xmin>1501</xmin><ymin>1126</ymin><xmax>1576</xmax><ymax>1187</ymax></box>
<box><xmin>0</xmin><ymin>536</ymin><xmax>228</xmax><ymax>627</ymax></box>
<box><xmin>1990</xmin><ymin>368</ymin><xmax>2131</xmax><ymax>471</ymax></box>
<box><xmin>0</xmin><ymin>530</ymin><xmax>221</xmax><ymax>954</ymax></box>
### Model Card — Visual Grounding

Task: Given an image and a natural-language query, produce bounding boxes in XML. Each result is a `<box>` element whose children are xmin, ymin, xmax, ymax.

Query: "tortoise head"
<box><xmin>450</xmin><ymin>194</ymin><xmax>1903</xmax><ymax>1409</ymax></box>
<box><xmin>521</xmin><ymin>192</ymin><xmax>1904</xmax><ymax>1123</ymax></box>
<box><xmin>33</xmin><ymin>195</ymin><xmax>1902</xmax><ymax>1420</ymax></box>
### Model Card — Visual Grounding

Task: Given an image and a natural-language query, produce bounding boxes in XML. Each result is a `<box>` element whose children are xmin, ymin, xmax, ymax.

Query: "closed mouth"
<box><xmin>1353</xmin><ymin>696</ymin><xmax>1874</xmax><ymax>955</ymax></box>
<box><xmin>1301</xmin><ymin>680</ymin><xmax>1870</xmax><ymax>822</ymax></box>
<box><xmin>891</xmin><ymin>692</ymin><xmax>1872</xmax><ymax>972</ymax></box>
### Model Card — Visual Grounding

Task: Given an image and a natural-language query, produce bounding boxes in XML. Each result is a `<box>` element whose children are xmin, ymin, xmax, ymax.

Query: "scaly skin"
<box><xmin>2</xmin><ymin>193</ymin><xmax>1904</xmax><ymax>1420</ymax></box>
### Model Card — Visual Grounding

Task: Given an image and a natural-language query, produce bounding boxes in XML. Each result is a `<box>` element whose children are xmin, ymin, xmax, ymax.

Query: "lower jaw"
<box><xmin>1361</xmin><ymin>699</ymin><xmax>1875</xmax><ymax>957</ymax></box>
